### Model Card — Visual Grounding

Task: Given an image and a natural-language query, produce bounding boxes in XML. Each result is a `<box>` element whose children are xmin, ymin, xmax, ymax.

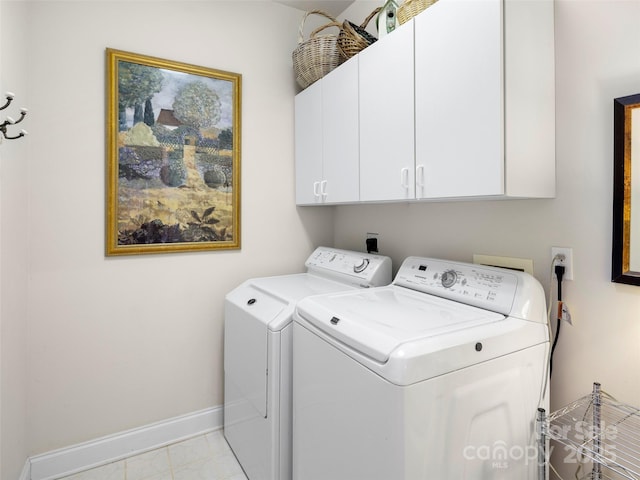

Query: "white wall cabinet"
<box><xmin>295</xmin><ymin>80</ymin><xmax>323</xmax><ymax>205</ymax></box>
<box><xmin>295</xmin><ymin>57</ymin><xmax>360</xmax><ymax>205</ymax></box>
<box><xmin>359</xmin><ymin>21</ymin><xmax>416</xmax><ymax>202</ymax></box>
<box><xmin>294</xmin><ymin>0</ymin><xmax>555</xmax><ymax>205</ymax></box>
<box><xmin>415</xmin><ymin>0</ymin><xmax>555</xmax><ymax>199</ymax></box>
<box><xmin>415</xmin><ymin>0</ymin><xmax>503</xmax><ymax>198</ymax></box>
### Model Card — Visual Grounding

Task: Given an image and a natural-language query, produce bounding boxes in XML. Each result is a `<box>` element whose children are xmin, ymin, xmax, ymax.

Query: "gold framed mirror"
<box><xmin>612</xmin><ymin>93</ymin><xmax>640</xmax><ymax>285</ymax></box>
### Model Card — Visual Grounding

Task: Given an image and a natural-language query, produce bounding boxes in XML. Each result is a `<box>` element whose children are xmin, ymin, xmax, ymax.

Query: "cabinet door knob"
<box><xmin>320</xmin><ymin>180</ymin><xmax>328</xmax><ymax>198</ymax></box>
<box><xmin>313</xmin><ymin>181</ymin><xmax>321</xmax><ymax>199</ymax></box>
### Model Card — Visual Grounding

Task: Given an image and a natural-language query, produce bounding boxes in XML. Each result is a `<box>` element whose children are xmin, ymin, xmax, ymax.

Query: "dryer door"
<box><xmin>225</xmin><ymin>285</ymin><xmax>286</xmax><ymax>418</ymax></box>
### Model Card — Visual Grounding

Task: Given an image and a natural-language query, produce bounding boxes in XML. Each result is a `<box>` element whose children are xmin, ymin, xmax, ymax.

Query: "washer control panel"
<box><xmin>393</xmin><ymin>256</ymin><xmax>518</xmax><ymax>314</ymax></box>
<box><xmin>305</xmin><ymin>247</ymin><xmax>392</xmax><ymax>288</ymax></box>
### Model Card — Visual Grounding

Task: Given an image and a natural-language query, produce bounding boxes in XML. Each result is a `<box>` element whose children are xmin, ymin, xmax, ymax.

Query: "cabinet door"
<box><xmin>359</xmin><ymin>21</ymin><xmax>415</xmax><ymax>202</ymax></box>
<box><xmin>322</xmin><ymin>57</ymin><xmax>360</xmax><ymax>204</ymax></box>
<box><xmin>295</xmin><ymin>81</ymin><xmax>323</xmax><ymax>205</ymax></box>
<box><xmin>415</xmin><ymin>0</ymin><xmax>503</xmax><ymax>198</ymax></box>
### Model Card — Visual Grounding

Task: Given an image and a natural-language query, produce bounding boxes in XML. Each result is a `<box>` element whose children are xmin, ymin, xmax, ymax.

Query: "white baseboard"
<box><xmin>28</xmin><ymin>405</ymin><xmax>223</xmax><ymax>480</ymax></box>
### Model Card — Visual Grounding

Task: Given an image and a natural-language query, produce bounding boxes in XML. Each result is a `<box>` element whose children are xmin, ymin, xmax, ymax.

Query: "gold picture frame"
<box><xmin>106</xmin><ymin>49</ymin><xmax>241</xmax><ymax>256</ymax></box>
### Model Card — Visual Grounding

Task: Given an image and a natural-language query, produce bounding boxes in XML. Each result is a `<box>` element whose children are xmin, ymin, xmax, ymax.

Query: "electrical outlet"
<box><xmin>366</xmin><ymin>232</ymin><xmax>379</xmax><ymax>253</ymax></box>
<box><xmin>551</xmin><ymin>247</ymin><xmax>573</xmax><ymax>280</ymax></box>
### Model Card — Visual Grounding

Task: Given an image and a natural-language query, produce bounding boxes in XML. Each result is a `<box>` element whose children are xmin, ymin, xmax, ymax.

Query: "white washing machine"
<box><xmin>293</xmin><ymin>256</ymin><xmax>550</xmax><ymax>480</ymax></box>
<box><xmin>223</xmin><ymin>247</ymin><xmax>392</xmax><ymax>480</ymax></box>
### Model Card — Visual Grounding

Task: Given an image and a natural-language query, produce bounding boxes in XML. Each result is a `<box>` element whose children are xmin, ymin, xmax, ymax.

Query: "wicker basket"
<box><xmin>398</xmin><ymin>0</ymin><xmax>438</xmax><ymax>24</ymax></box>
<box><xmin>337</xmin><ymin>8</ymin><xmax>380</xmax><ymax>62</ymax></box>
<box><xmin>292</xmin><ymin>10</ymin><xmax>342</xmax><ymax>89</ymax></box>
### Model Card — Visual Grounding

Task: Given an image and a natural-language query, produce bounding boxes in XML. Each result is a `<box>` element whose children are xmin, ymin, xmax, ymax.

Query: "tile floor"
<box><xmin>60</xmin><ymin>430</ymin><xmax>247</xmax><ymax>480</ymax></box>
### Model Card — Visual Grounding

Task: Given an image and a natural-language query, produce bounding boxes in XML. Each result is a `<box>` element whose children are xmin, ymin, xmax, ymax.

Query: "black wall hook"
<box><xmin>0</xmin><ymin>92</ymin><xmax>28</xmax><ymax>141</ymax></box>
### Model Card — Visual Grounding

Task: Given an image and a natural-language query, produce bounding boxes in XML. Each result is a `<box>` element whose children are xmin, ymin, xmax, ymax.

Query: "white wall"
<box><xmin>0</xmin><ymin>1</ymin><xmax>30</xmax><ymax>478</ymax></box>
<box><xmin>19</xmin><ymin>0</ymin><xmax>333</xmax><ymax>458</ymax></box>
<box><xmin>336</xmin><ymin>0</ymin><xmax>640</xmax><ymax>477</ymax></box>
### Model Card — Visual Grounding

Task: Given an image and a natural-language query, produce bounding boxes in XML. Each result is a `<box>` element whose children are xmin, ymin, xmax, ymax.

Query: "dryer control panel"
<box><xmin>393</xmin><ymin>257</ymin><xmax>519</xmax><ymax>315</ymax></box>
<box><xmin>305</xmin><ymin>247</ymin><xmax>392</xmax><ymax>288</ymax></box>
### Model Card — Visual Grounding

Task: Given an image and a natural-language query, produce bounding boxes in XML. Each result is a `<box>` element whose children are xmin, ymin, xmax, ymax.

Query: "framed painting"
<box><xmin>612</xmin><ymin>93</ymin><xmax>640</xmax><ymax>284</ymax></box>
<box><xmin>106</xmin><ymin>49</ymin><xmax>241</xmax><ymax>256</ymax></box>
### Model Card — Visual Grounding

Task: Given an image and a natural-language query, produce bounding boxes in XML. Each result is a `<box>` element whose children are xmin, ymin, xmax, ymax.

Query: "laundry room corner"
<box><xmin>3</xmin><ymin>0</ymin><xmax>640</xmax><ymax>478</ymax></box>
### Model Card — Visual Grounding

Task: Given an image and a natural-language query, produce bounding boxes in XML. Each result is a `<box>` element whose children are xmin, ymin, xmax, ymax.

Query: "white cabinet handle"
<box><xmin>416</xmin><ymin>165</ymin><xmax>425</xmax><ymax>186</ymax></box>
<box><xmin>320</xmin><ymin>180</ymin><xmax>328</xmax><ymax>199</ymax></box>
<box><xmin>416</xmin><ymin>165</ymin><xmax>425</xmax><ymax>198</ymax></box>
<box><xmin>313</xmin><ymin>181</ymin><xmax>321</xmax><ymax>199</ymax></box>
<box><xmin>400</xmin><ymin>168</ymin><xmax>409</xmax><ymax>189</ymax></box>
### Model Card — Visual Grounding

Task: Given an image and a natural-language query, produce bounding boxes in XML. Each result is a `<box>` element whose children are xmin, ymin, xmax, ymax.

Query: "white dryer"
<box><xmin>224</xmin><ymin>247</ymin><xmax>391</xmax><ymax>480</ymax></box>
<box><xmin>293</xmin><ymin>256</ymin><xmax>550</xmax><ymax>480</ymax></box>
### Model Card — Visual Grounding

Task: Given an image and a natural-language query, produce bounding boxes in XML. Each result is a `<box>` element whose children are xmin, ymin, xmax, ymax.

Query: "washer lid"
<box><xmin>296</xmin><ymin>286</ymin><xmax>505</xmax><ymax>363</ymax></box>
<box><xmin>250</xmin><ymin>273</ymin><xmax>359</xmax><ymax>304</ymax></box>
<box><xmin>227</xmin><ymin>273</ymin><xmax>362</xmax><ymax>332</ymax></box>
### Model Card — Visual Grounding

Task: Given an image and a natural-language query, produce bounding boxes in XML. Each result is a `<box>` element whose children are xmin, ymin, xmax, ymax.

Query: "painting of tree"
<box><xmin>173</xmin><ymin>81</ymin><xmax>222</xmax><ymax>129</ymax></box>
<box><xmin>106</xmin><ymin>49</ymin><xmax>242</xmax><ymax>256</ymax></box>
<box><xmin>117</xmin><ymin>61</ymin><xmax>164</xmax><ymax>130</ymax></box>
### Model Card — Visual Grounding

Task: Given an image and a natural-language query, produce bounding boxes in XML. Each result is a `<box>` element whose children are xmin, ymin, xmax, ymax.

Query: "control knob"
<box><xmin>441</xmin><ymin>270</ymin><xmax>458</xmax><ymax>288</ymax></box>
<box><xmin>354</xmin><ymin>258</ymin><xmax>370</xmax><ymax>273</ymax></box>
